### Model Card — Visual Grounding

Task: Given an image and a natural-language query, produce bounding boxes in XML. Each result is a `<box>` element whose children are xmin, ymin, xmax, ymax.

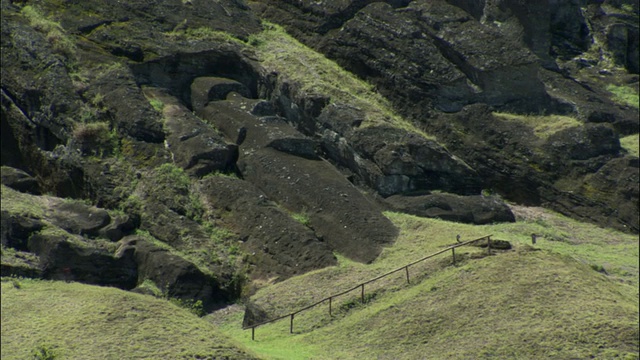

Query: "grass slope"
<box><xmin>1</xmin><ymin>279</ymin><xmax>257</xmax><ymax>359</ymax></box>
<box><xmin>213</xmin><ymin>207</ymin><xmax>639</xmax><ymax>359</ymax></box>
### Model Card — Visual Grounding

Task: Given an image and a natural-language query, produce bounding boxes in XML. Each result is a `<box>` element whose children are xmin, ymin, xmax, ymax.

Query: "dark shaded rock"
<box><xmin>351</xmin><ymin>126</ymin><xmax>481</xmax><ymax>196</ymax></box>
<box><xmin>30</xmin><ymin>234</ymin><xmax>138</xmax><ymax>289</ymax></box>
<box><xmin>0</xmin><ymin>166</ymin><xmax>41</xmax><ymax>194</ymax></box>
<box><xmin>191</xmin><ymin>77</ymin><xmax>251</xmax><ymax>112</ymax></box>
<box><xmin>471</xmin><ymin>238</ymin><xmax>512</xmax><ymax>250</ymax></box>
<box><xmin>143</xmin><ymin>87</ymin><xmax>238</xmax><ymax>176</ymax></box>
<box><xmin>198</xmin><ymin>92</ymin><xmax>320</xmax><ymax>160</ymax></box>
<box><xmin>118</xmin><ymin>236</ymin><xmax>231</xmax><ymax>311</ymax></box>
<box><xmin>1</xmin><ymin>210</ymin><xmax>45</xmax><ymax>251</ymax></box>
<box><xmin>606</xmin><ymin>22</ymin><xmax>639</xmax><ymax>74</ymax></box>
<box><xmin>573</xmin><ymin>157</ymin><xmax>639</xmax><ymax>232</ymax></box>
<box><xmin>1</xmin><ymin>260</ymin><xmax>42</xmax><ymax>278</ymax></box>
<box><xmin>544</xmin><ymin>124</ymin><xmax>621</xmax><ymax>161</ymax></box>
<box><xmin>385</xmin><ymin>193</ymin><xmax>515</xmax><ymax>225</ymax></box>
<box><xmin>98</xmin><ymin>214</ymin><xmax>138</xmax><ymax>242</ymax></box>
<box><xmin>49</xmin><ymin>201</ymin><xmax>111</xmax><ymax>237</ymax></box>
<box><xmin>131</xmin><ymin>49</ymin><xmax>262</xmax><ymax>108</ymax></box>
<box><xmin>90</xmin><ymin>63</ymin><xmax>165</xmax><ymax>143</ymax></box>
<box><xmin>198</xmin><ymin>176</ymin><xmax>337</xmax><ymax>280</ymax></box>
<box><xmin>242</xmin><ymin>300</ymin><xmax>270</xmax><ymax>328</ymax></box>
<box><xmin>241</xmin><ymin>148</ymin><xmax>398</xmax><ymax>263</ymax></box>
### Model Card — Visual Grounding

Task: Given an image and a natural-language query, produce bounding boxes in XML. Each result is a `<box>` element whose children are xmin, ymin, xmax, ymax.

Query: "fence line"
<box><xmin>245</xmin><ymin>235</ymin><xmax>493</xmax><ymax>340</ymax></box>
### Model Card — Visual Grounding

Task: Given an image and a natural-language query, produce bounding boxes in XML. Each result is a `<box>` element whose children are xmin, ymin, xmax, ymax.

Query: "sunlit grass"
<box><xmin>620</xmin><ymin>134</ymin><xmax>639</xmax><ymax>157</ymax></box>
<box><xmin>214</xmin><ymin>207</ymin><xmax>639</xmax><ymax>359</ymax></box>
<box><xmin>1</xmin><ymin>279</ymin><xmax>256</xmax><ymax>359</ymax></box>
<box><xmin>493</xmin><ymin>112</ymin><xmax>582</xmax><ymax>139</ymax></box>
<box><xmin>607</xmin><ymin>84</ymin><xmax>639</xmax><ymax>108</ymax></box>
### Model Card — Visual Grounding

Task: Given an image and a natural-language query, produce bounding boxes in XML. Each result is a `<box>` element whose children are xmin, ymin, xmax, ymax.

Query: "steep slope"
<box><xmin>252</xmin><ymin>0</ymin><xmax>640</xmax><ymax>233</ymax></box>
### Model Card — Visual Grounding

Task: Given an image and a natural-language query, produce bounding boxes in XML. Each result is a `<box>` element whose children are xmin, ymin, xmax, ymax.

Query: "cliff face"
<box><xmin>1</xmin><ymin>0</ymin><xmax>638</xmax><ymax>307</ymax></box>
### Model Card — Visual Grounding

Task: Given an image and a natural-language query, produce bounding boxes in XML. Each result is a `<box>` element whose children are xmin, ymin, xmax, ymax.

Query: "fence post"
<box><xmin>329</xmin><ymin>296</ymin><xmax>332</xmax><ymax>316</ymax></box>
<box><xmin>487</xmin><ymin>236</ymin><xmax>491</xmax><ymax>253</ymax></box>
<box><xmin>452</xmin><ymin>247</ymin><xmax>456</xmax><ymax>265</ymax></box>
<box><xmin>251</xmin><ymin>326</ymin><xmax>255</xmax><ymax>341</ymax></box>
<box><xmin>405</xmin><ymin>266</ymin><xmax>410</xmax><ymax>284</ymax></box>
<box><xmin>361</xmin><ymin>284</ymin><xmax>365</xmax><ymax>303</ymax></box>
<box><xmin>290</xmin><ymin>314</ymin><xmax>294</xmax><ymax>334</ymax></box>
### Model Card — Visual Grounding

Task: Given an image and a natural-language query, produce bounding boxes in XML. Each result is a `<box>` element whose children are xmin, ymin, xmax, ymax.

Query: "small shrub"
<box><xmin>170</xmin><ymin>298</ymin><xmax>205</xmax><ymax>317</ymax></box>
<box><xmin>291</xmin><ymin>212</ymin><xmax>311</xmax><ymax>227</ymax></box>
<box><xmin>138</xmin><ymin>279</ymin><xmax>163</xmax><ymax>297</ymax></box>
<box><xmin>11</xmin><ymin>278</ymin><xmax>22</xmax><ymax>289</ymax></box>
<box><xmin>590</xmin><ymin>263</ymin><xmax>607</xmax><ymax>274</ymax></box>
<box><xmin>72</xmin><ymin>122</ymin><xmax>116</xmax><ymax>157</ymax></box>
<box><xmin>31</xmin><ymin>344</ymin><xmax>57</xmax><ymax>360</ymax></box>
<box><xmin>149</xmin><ymin>98</ymin><xmax>164</xmax><ymax>112</ymax></box>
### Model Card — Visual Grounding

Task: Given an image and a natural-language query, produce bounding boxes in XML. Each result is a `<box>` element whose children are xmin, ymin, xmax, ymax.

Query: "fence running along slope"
<box><xmin>244</xmin><ymin>235</ymin><xmax>494</xmax><ymax>340</ymax></box>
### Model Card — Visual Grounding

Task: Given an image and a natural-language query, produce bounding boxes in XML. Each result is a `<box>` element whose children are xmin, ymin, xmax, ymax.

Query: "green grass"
<box><xmin>493</xmin><ymin>112</ymin><xmax>582</xmax><ymax>139</ymax></box>
<box><xmin>165</xmin><ymin>26</ymin><xmax>246</xmax><ymax>45</ymax></box>
<box><xmin>249</xmin><ymin>22</ymin><xmax>432</xmax><ymax>138</ymax></box>
<box><xmin>0</xmin><ymin>278</ymin><xmax>256</xmax><ymax>359</ymax></box>
<box><xmin>608</xmin><ymin>84</ymin><xmax>640</xmax><ymax>109</ymax></box>
<box><xmin>290</xmin><ymin>212</ymin><xmax>311</xmax><ymax>227</ymax></box>
<box><xmin>21</xmin><ymin>5</ymin><xmax>76</xmax><ymax>61</ymax></box>
<box><xmin>213</xmin><ymin>207</ymin><xmax>639</xmax><ymax>359</ymax></box>
<box><xmin>621</xmin><ymin>134</ymin><xmax>639</xmax><ymax>157</ymax></box>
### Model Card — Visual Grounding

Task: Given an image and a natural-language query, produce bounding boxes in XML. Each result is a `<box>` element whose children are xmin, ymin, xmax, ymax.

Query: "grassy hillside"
<box><xmin>0</xmin><ymin>279</ymin><xmax>257</xmax><ymax>359</ymax></box>
<box><xmin>212</xmin><ymin>207</ymin><xmax>639</xmax><ymax>359</ymax></box>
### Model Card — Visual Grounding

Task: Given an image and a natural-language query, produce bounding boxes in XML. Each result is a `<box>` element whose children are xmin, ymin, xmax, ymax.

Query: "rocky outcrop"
<box><xmin>432</xmin><ymin>104</ymin><xmax>638</xmax><ymax>233</ymax></box>
<box><xmin>195</xmin><ymin>86</ymin><xmax>399</xmax><ymax>263</ymax></box>
<box><xmin>143</xmin><ymin>87</ymin><xmax>238</xmax><ymax>177</ymax></box>
<box><xmin>385</xmin><ymin>193</ymin><xmax>516</xmax><ymax>225</ymax></box>
<box><xmin>1</xmin><ymin>166</ymin><xmax>40</xmax><ymax>194</ymax></box>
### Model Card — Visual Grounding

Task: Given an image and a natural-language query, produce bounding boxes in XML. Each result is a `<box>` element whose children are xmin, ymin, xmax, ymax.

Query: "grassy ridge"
<box><xmin>248</xmin><ymin>22</ymin><xmax>432</xmax><ymax>138</ymax></box>
<box><xmin>0</xmin><ymin>279</ymin><xmax>257</xmax><ymax>359</ymax></box>
<box><xmin>213</xmin><ymin>207</ymin><xmax>639</xmax><ymax>359</ymax></box>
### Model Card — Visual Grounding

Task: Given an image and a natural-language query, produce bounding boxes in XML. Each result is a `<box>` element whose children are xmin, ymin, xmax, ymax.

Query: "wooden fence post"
<box><xmin>251</xmin><ymin>326</ymin><xmax>255</xmax><ymax>341</ymax></box>
<box><xmin>452</xmin><ymin>248</ymin><xmax>456</xmax><ymax>265</ymax></box>
<box><xmin>361</xmin><ymin>284</ymin><xmax>365</xmax><ymax>303</ymax></box>
<box><xmin>405</xmin><ymin>266</ymin><xmax>410</xmax><ymax>284</ymax></box>
<box><xmin>487</xmin><ymin>236</ymin><xmax>491</xmax><ymax>253</ymax></box>
<box><xmin>329</xmin><ymin>297</ymin><xmax>332</xmax><ymax>316</ymax></box>
<box><xmin>290</xmin><ymin>314</ymin><xmax>294</xmax><ymax>334</ymax></box>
